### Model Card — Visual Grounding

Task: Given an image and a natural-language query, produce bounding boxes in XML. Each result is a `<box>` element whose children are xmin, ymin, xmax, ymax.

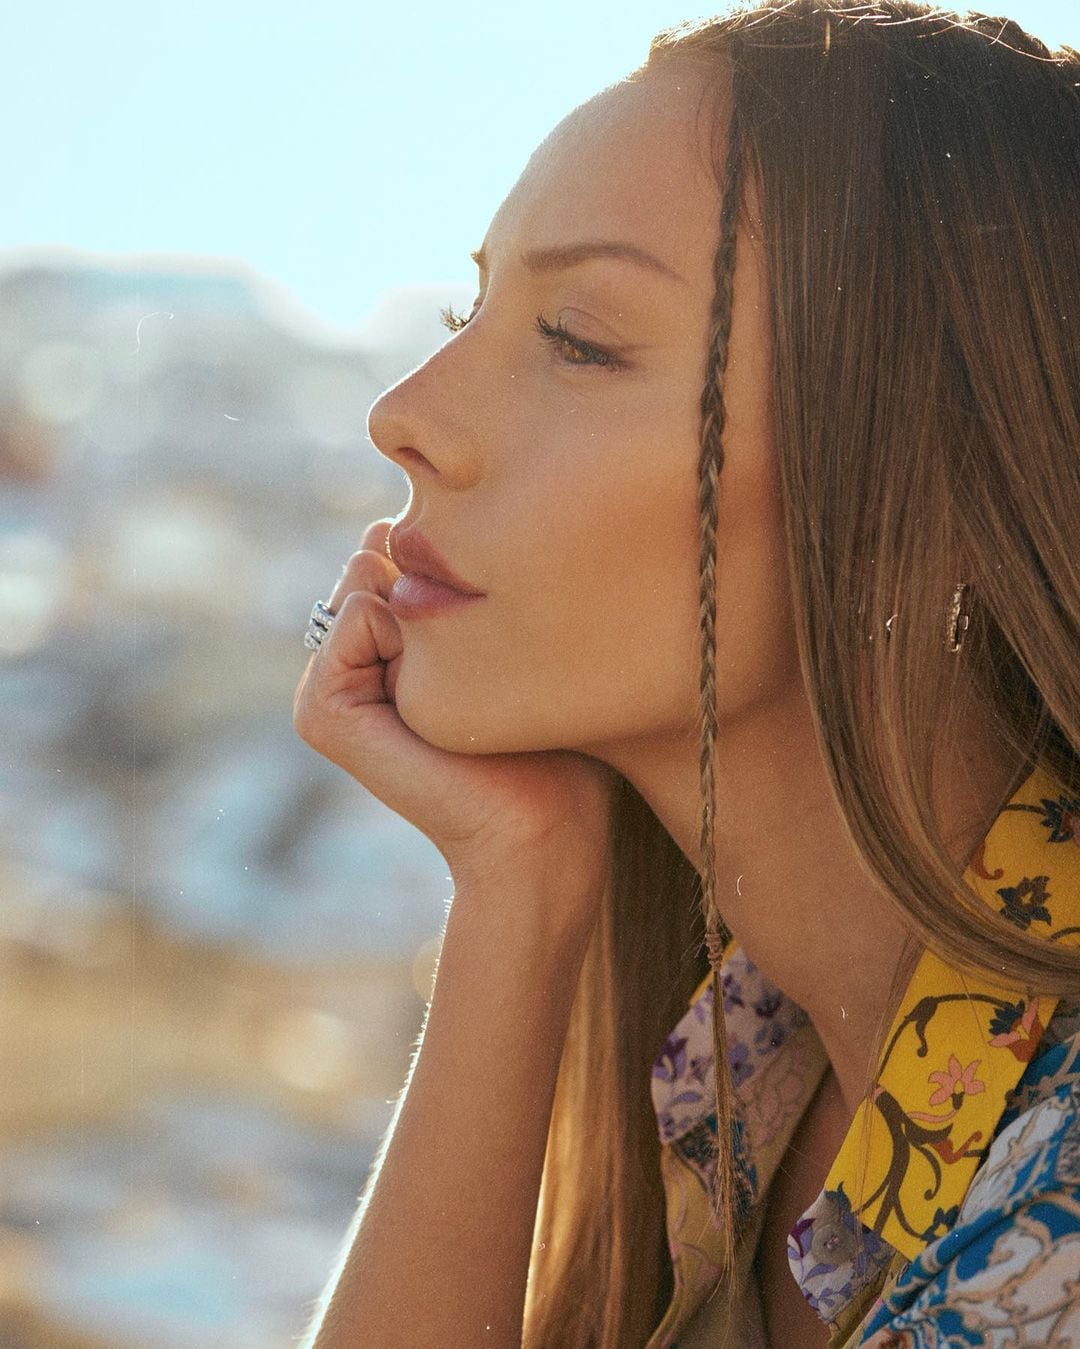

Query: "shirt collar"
<box><xmin>649</xmin><ymin>759</ymin><xmax>1080</xmax><ymax>1340</ymax></box>
<box><xmin>818</xmin><ymin>758</ymin><xmax>1080</xmax><ymax>1262</ymax></box>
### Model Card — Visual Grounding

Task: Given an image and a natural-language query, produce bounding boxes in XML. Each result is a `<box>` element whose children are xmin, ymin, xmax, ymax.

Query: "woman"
<box><xmin>293</xmin><ymin>2</ymin><xmax>1080</xmax><ymax>1344</ymax></box>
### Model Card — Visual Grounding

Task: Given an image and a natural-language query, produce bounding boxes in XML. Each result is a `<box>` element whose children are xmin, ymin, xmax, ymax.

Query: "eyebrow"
<box><xmin>469</xmin><ymin>240</ymin><xmax>688</xmax><ymax>287</ymax></box>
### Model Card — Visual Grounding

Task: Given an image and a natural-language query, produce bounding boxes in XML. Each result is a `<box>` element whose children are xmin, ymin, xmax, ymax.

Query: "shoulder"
<box><xmin>858</xmin><ymin>1018</ymin><xmax>1080</xmax><ymax>1347</ymax></box>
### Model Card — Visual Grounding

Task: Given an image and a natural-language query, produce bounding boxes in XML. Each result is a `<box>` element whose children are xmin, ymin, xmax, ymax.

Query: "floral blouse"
<box><xmin>647</xmin><ymin>761</ymin><xmax>1080</xmax><ymax>1347</ymax></box>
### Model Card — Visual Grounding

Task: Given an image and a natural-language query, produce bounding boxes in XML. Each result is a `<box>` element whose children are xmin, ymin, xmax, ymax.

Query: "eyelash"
<box><xmin>438</xmin><ymin>302</ymin><xmax>625</xmax><ymax>372</ymax></box>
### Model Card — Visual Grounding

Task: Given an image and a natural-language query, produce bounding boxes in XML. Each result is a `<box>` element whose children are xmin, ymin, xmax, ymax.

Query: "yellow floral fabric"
<box><xmin>646</xmin><ymin>760</ymin><xmax>1080</xmax><ymax>1347</ymax></box>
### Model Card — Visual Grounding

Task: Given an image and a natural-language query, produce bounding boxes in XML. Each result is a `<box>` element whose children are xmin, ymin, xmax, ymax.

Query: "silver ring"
<box><xmin>304</xmin><ymin>600</ymin><xmax>336</xmax><ymax>651</ymax></box>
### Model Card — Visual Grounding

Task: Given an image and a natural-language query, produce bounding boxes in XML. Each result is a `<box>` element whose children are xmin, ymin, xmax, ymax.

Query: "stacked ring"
<box><xmin>303</xmin><ymin>600</ymin><xmax>336</xmax><ymax>652</ymax></box>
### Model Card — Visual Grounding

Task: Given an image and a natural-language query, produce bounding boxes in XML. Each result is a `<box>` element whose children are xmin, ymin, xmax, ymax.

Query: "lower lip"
<box><xmin>388</xmin><ymin>573</ymin><xmax>486</xmax><ymax>619</ymax></box>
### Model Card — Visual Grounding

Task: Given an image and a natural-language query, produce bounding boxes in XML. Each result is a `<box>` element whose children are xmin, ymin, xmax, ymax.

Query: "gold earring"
<box><xmin>946</xmin><ymin>581</ymin><xmax>972</xmax><ymax>653</ymax></box>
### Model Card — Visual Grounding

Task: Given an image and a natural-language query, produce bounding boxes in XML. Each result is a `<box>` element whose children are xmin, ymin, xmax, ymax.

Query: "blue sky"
<box><xmin>1</xmin><ymin>1</ymin><xmax>1076</xmax><ymax>332</ymax></box>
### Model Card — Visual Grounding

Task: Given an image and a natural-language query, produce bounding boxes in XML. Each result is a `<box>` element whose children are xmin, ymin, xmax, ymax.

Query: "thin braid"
<box><xmin>696</xmin><ymin>94</ymin><xmax>745</xmax><ymax>1269</ymax></box>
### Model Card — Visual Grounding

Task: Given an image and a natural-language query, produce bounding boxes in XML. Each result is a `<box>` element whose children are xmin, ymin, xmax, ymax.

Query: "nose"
<box><xmin>366</xmin><ymin>348</ymin><xmax>480</xmax><ymax>490</ymax></box>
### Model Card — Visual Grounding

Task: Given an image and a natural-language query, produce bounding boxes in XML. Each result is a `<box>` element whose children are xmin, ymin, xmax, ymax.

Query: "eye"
<box><xmin>437</xmin><ymin>302</ymin><xmax>625</xmax><ymax>372</ymax></box>
<box><xmin>533</xmin><ymin>312</ymin><xmax>624</xmax><ymax>371</ymax></box>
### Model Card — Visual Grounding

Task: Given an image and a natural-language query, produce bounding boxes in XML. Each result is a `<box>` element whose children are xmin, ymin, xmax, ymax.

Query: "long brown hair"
<box><xmin>522</xmin><ymin>4</ymin><xmax>1080</xmax><ymax>1345</ymax></box>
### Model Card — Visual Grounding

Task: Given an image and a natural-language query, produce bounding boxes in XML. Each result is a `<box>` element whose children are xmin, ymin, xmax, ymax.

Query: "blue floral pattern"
<box><xmin>859</xmin><ymin>1079</ymin><xmax>1080</xmax><ymax>1346</ymax></box>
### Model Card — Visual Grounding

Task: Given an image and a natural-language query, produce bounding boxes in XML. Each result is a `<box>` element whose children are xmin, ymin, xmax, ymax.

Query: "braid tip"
<box><xmin>705</xmin><ymin>924</ymin><xmax>731</xmax><ymax>970</ymax></box>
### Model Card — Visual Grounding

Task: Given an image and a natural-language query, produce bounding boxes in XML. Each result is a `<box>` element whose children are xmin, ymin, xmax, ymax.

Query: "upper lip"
<box><xmin>387</xmin><ymin>527</ymin><xmax>485</xmax><ymax>596</ymax></box>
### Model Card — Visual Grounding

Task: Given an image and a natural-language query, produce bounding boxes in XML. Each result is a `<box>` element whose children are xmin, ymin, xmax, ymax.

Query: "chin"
<box><xmin>391</xmin><ymin>668</ymin><xmax>494</xmax><ymax>754</ymax></box>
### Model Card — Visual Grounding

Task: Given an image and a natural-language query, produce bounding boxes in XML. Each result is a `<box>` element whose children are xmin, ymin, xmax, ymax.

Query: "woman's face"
<box><xmin>367</xmin><ymin>58</ymin><xmax>798</xmax><ymax>764</ymax></box>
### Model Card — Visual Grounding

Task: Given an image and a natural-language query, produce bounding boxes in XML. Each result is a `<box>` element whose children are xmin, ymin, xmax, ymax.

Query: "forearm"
<box><xmin>303</xmin><ymin>877</ymin><xmax>597</xmax><ymax>1349</ymax></box>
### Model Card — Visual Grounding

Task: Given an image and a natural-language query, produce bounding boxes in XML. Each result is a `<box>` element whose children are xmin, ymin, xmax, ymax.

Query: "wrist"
<box><xmin>447</xmin><ymin>858</ymin><xmax>605</xmax><ymax>955</ymax></box>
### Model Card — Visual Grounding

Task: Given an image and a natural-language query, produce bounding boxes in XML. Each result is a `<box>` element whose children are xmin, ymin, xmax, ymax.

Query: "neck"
<box><xmin>587</xmin><ymin>681</ymin><xmax>1021</xmax><ymax>1116</ymax></box>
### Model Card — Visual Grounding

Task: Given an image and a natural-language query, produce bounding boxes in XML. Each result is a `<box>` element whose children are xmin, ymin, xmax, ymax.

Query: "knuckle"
<box><xmin>293</xmin><ymin>708</ymin><xmax>315</xmax><ymax>745</ymax></box>
<box><xmin>292</xmin><ymin>681</ymin><xmax>324</xmax><ymax>742</ymax></box>
<box><xmin>337</xmin><ymin>587</ymin><xmax>372</xmax><ymax>617</ymax></box>
<box><xmin>294</xmin><ymin>704</ymin><xmax>330</xmax><ymax>756</ymax></box>
<box><xmin>292</xmin><ymin>692</ymin><xmax>316</xmax><ymax>738</ymax></box>
<box><xmin>339</xmin><ymin>548</ymin><xmax>390</xmax><ymax>592</ymax></box>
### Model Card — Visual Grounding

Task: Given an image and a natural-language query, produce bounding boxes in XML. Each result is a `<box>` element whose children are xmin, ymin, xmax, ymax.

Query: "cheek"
<box><xmin>508</xmin><ymin>443</ymin><xmax>704</xmax><ymax>724</ymax></box>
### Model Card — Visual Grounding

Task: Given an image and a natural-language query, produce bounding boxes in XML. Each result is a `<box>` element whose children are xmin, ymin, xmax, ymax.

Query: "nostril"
<box><xmin>395</xmin><ymin>446</ymin><xmax>435</xmax><ymax>474</ymax></box>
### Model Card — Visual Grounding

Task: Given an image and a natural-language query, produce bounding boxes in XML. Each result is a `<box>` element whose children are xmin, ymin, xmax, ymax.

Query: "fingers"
<box><xmin>320</xmin><ymin>586</ymin><xmax>403</xmax><ymax>681</ymax></box>
<box><xmin>298</xmin><ymin>518</ymin><xmax>402</xmax><ymax>696</ymax></box>
<box><xmin>327</xmin><ymin>544</ymin><xmax>399</xmax><ymax>613</ymax></box>
<box><xmin>295</xmin><ymin>584</ymin><xmax>404</xmax><ymax>737</ymax></box>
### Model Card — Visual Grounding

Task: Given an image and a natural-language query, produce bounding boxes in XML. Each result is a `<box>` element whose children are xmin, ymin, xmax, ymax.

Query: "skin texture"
<box><xmin>303</xmin><ymin>56</ymin><xmax>1023</xmax><ymax>1347</ymax></box>
<box><xmin>367</xmin><ymin>58</ymin><xmax>925</xmax><ymax>1110</ymax></box>
<box><xmin>372</xmin><ymin>64</ymin><xmax>791</xmax><ymax>761</ymax></box>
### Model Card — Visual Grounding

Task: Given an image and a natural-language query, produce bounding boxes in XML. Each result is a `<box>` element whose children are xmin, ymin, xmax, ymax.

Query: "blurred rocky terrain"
<box><xmin>0</xmin><ymin>252</ymin><xmax>472</xmax><ymax>1347</ymax></box>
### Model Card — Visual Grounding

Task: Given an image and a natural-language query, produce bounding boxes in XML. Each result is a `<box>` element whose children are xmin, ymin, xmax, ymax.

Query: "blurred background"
<box><xmin>0</xmin><ymin>1</ymin><xmax>1075</xmax><ymax>1345</ymax></box>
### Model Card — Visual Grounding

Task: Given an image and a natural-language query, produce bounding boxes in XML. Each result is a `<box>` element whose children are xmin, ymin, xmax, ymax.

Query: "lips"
<box><xmin>387</xmin><ymin>527</ymin><xmax>485</xmax><ymax>596</ymax></box>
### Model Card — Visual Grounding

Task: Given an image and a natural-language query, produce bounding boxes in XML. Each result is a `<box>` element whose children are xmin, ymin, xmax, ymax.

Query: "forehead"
<box><xmin>478</xmin><ymin>62</ymin><xmax>725</xmax><ymax>285</ymax></box>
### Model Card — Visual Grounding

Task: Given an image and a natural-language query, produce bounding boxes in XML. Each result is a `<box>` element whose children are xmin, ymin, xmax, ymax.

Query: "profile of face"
<box><xmin>367</xmin><ymin>57</ymin><xmax>800</xmax><ymax>770</ymax></box>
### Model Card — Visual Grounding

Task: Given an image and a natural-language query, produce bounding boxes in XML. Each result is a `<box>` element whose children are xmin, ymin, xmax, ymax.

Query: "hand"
<box><xmin>293</xmin><ymin>518</ymin><xmax>619</xmax><ymax>922</ymax></box>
